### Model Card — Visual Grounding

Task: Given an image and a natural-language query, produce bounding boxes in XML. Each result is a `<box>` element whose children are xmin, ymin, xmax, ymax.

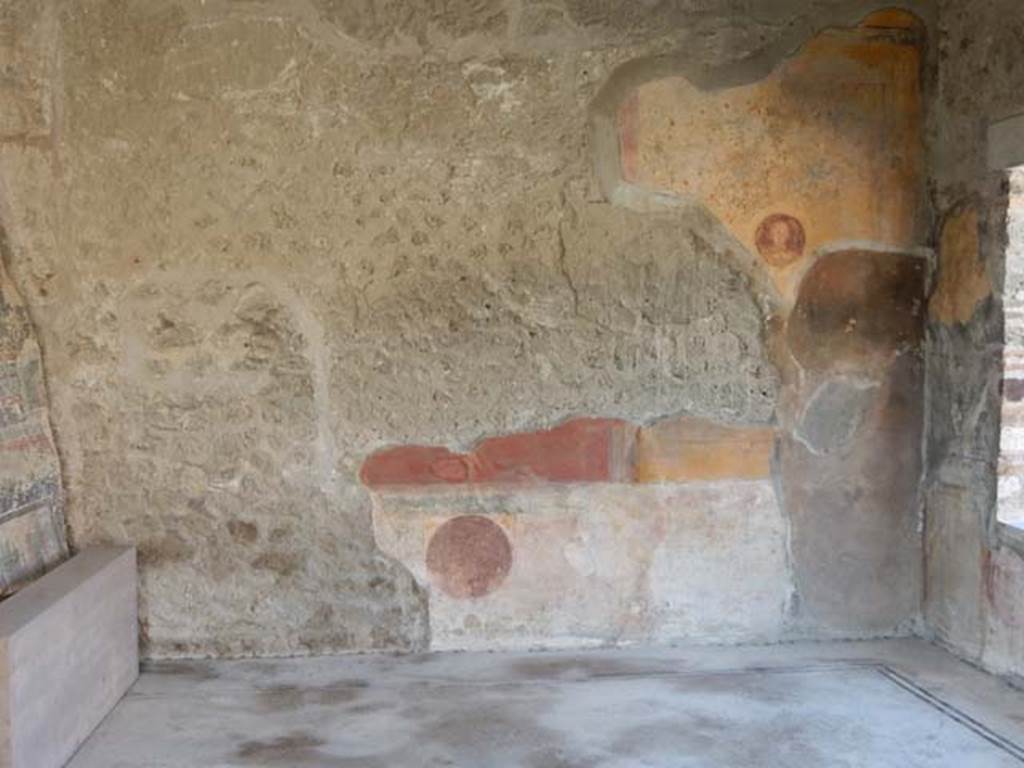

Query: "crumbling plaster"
<box><xmin>924</xmin><ymin>0</ymin><xmax>1024</xmax><ymax>678</ymax></box>
<box><xmin>0</xmin><ymin>0</ymin><xmax>945</xmax><ymax>658</ymax></box>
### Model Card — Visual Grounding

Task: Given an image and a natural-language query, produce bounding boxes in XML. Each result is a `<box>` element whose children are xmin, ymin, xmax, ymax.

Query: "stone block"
<box><xmin>0</xmin><ymin>546</ymin><xmax>138</xmax><ymax>768</ymax></box>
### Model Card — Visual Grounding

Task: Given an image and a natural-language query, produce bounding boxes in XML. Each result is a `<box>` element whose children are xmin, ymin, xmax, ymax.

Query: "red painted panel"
<box><xmin>473</xmin><ymin>418</ymin><xmax>625</xmax><ymax>484</ymax></box>
<box><xmin>359</xmin><ymin>446</ymin><xmax>468</xmax><ymax>487</ymax></box>
<box><xmin>360</xmin><ymin>418</ymin><xmax>631</xmax><ymax>488</ymax></box>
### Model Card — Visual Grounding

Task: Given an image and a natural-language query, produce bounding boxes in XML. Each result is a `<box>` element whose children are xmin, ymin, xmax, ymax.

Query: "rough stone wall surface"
<box><xmin>924</xmin><ymin>0</ymin><xmax>1024</xmax><ymax>678</ymax></box>
<box><xmin>0</xmin><ymin>0</ymin><xmax>935</xmax><ymax>658</ymax></box>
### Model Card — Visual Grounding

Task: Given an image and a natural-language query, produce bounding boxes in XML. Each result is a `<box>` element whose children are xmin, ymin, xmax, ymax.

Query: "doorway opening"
<box><xmin>997</xmin><ymin>166</ymin><xmax>1024</xmax><ymax>529</ymax></box>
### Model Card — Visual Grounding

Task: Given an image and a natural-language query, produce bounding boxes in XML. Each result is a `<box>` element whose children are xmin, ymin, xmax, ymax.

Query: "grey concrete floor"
<box><xmin>70</xmin><ymin>639</ymin><xmax>1024</xmax><ymax>767</ymax></box>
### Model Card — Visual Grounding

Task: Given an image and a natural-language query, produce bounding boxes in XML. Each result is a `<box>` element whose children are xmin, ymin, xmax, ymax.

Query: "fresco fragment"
<box><xmin>618</xmin><ymin>15</ymin><xmax>924</xmax><ymax>299</ymax></box>
<box><xmin>930</xmin><ymin>205</ymin><xmax>991</xmax><ymax>325</ymax></box>
<box><xmin>426</xmin><ymin>515</ymin><xmax>513</xmax><ymax>599</ymax></box>
<box><xmin>0</xmin><ymin>256</ymin><xmax>67</xmax><ymax>595</ymax></box>
<box><xmin>632</xmin><ymin>418</ymin><xmax>773</xmax><ymax>483</ymax></box>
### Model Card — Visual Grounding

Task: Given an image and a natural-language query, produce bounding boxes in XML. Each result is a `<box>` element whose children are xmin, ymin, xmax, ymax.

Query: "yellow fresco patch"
<box><xmin>620</xmin><ymin>19</ymin><xmax>924</xmax><ymax>301</ymax></box>
<box><xmin>633</xmin><ymin>417</ymin><xmax>774</xmax><ymax>483</ymax></box>
<box><xmin>861</xmin><ymin>8</ymin><xmax>923</xmax><ymax>30</ymax></box>
<box><xmin>929</xmin><ymin>205</ymin><xmax>991</xmax><ymax>325</ymax></box>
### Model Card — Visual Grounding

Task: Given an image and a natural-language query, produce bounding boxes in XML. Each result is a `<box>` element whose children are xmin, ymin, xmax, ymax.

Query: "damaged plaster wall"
<box><xmin>572</xmin><ymin>8</ymin><xmax>931</xmax><ymax>642</ymax></box>
<box><xmin>924</xmin><ymin>0</ymin><xmax>1024</xmax><ymax>678</ymax></box>
<box><xmin>0</xmin><ymin>0</ymin><xmax>937</xmax><ymax>658</ymax></box>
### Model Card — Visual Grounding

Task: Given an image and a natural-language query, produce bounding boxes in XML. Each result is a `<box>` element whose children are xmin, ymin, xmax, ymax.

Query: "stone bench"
<box><xmin>0</xmin><ymin>547</ymin><xmax>138</xmax><ymax>768</ymax></box>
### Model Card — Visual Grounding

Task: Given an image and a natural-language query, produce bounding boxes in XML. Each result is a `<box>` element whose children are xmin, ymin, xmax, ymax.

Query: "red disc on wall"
<box><xmin>755</xmin><ymin>213</ymin><xmax>806</xmax><ymax>267</ymax></box>
<box><xmin>426</xmin><ymin>515</ymin><xmax>512</xmax><ymax>599</ymax></box>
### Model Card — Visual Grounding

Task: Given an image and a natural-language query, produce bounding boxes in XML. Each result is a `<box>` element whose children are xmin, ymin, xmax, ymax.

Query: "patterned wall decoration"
<box><xmin>0</xmin><ymin>248</ymin><xmax>67</xmax><ymax>595</ymax></box>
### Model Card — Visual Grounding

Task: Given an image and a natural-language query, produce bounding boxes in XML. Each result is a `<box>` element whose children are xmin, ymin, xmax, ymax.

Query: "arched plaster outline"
<box><xmin>115</xmin><ymin>266</ymin><xmax>433</xmax><ymax>651</ymax></box>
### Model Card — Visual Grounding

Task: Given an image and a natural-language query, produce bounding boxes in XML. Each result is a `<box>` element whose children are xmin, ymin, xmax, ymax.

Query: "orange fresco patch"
<box><xmin>929</xmin><ymin>205</ymin><xmax>991</xmax><ymax>325</ymax></box>
<box><xmin>621</xmin><ymin>18</ymin><xmax>924</xmax><ymax>300</ymax></box>
<box><xmin>633</xmin><ymin>417</ymin><xmax>774</xmax><ymax>483</ymax></box>
<box><xmin>861</xmin><ymin>8</ymin><xmax>923</xmax><ymax>30</ymax></box>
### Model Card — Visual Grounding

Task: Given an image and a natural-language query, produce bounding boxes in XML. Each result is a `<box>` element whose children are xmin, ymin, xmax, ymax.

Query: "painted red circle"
<box><xmin>755</xmin><ymin>213</ymin><xmax>806</xmax><ymax>267</ymax></box>
<box><xmin>426</xmin><ymin>515</ymin><xmax>512</xmax><ymax>599</ymax></box>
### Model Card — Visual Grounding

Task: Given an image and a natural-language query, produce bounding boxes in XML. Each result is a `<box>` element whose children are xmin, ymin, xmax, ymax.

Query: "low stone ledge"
<box><xmin>0</xmin><ymin>546</ymin><xmax>138</xmax><ymax>768</ymax></box>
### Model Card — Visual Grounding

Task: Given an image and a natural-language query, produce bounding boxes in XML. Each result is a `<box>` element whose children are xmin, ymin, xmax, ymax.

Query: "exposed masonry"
<box><xmin>0</xmin><ymin>0</ymin><xmax>972</xmax><ymax>661</ymax></box>
<box><xmin>923</xmin><ymin>0</ymin><xmax>1024</xmax><ymax>680</ymax></box>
